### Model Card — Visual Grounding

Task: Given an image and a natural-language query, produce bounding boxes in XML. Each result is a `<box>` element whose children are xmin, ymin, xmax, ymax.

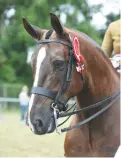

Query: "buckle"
<box><xmin>52</xmin><ymin>103</ymin><xmax>62</xmax><ymax>134</ymax></box>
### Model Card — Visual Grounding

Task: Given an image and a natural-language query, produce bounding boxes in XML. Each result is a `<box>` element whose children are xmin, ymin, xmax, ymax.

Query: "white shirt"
<box><xmin>19</xmin><ymin>92</ymin><xmax>29</xmax><ymax>106</ymax></box>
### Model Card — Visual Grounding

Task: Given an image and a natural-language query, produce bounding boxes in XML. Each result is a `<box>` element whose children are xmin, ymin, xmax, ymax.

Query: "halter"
<box><xmin>31</xmin><ymin>31</ymin><xmax>120</xmax><ymax>134</ymax></box>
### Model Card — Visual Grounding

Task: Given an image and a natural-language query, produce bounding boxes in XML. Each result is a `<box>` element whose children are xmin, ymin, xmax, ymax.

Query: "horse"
<box><xmin>22</xmin><ymin>13</ymin><xmax>120</xmax><ymax>157</ymax></box>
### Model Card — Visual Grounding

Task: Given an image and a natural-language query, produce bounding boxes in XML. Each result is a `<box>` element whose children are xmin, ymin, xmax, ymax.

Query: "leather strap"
<box><xmin>31</xmin><ymin>87</ymin><xmax>57</xmax><ymax>100</ymax></box>
<box><xmin>37</xmin><ymin>39</ymin><xmax>72</xmax><ymax>48</ymax></box>
<box><xmin>60</xmin><ymin>91</ymin><xmax>120</xmax><ymax>132</ymax></box>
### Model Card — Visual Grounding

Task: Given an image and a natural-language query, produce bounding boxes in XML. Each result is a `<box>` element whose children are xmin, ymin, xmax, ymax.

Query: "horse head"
<box><xmin>23</xmin><ymin>13</ymin><xmax>84</xmax><ymax>135</ymax></box>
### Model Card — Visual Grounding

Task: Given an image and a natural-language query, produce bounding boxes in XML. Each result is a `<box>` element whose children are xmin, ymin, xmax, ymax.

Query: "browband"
<box><xmin>37</xmin><ymin>39</ymin><xmax>72</xmax><ymax>48</ymax></box>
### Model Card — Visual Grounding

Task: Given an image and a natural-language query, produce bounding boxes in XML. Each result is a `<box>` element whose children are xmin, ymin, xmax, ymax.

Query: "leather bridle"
<box><xmin>31</xmin><ymin>37</ymin><xmax>76</xmax><ymax>111</ymax></box>
<box><xmin>31</xmin><ymin>32</ymin><xmax>120</xmax><ymax>134</ymax></box>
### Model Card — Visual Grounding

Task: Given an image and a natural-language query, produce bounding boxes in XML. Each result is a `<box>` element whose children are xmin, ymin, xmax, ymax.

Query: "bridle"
<box><xmin>31</xmin><ymin>30</ymin><xmax>120</xmax><ymax>134</ymax></box>
<box><xmin>31</xmin><ymin>37</ymin><xmax>76</xmax><ymax>110</ymax></box>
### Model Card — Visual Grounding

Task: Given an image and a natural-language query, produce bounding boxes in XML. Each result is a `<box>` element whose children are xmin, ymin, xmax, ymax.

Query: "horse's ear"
<box><xmin>50</xmin><ymin>13</ymin><xmax>64</xmax><ymax>37</ymax></box>
<box><xmin>22</xmin><ymin>17</ymin><xmax>44</xmax><ymax>40</ymax></box>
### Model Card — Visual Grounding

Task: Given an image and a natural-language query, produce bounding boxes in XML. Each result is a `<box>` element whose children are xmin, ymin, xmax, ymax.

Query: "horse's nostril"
<box><xmin>36</xmin><ymin>119</ymin><xmax>43</xmax><ymax>128</ymax></box>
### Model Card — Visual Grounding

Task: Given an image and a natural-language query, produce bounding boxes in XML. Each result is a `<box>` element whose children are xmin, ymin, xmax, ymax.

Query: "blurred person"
<box><xmin>19</xmin><ymin>85</ymin><xmax>29</xmax><ymax>123</ymax></box>
<box><xmin>102</xmin><ymin>19</ymin><xmax>120</xmax><ymax>58</ymax></box>
<box><xmin>102</xmin><ymin>19</ymin><xmax>120</xmax><ymax>72</ymax></box>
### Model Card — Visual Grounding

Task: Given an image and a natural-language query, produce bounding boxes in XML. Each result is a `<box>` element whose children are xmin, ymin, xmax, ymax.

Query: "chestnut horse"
<box><xmin>22</xmin><ymin>13</ymin><xmax>120</xmax><ymax>157</ymax></box>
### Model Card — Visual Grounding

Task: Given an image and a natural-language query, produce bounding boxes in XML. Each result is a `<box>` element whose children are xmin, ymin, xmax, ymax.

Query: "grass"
<box><xmin>0</xmin><ymin>110</ymin><xmax>71</xmax><ymax>157</ymax></box>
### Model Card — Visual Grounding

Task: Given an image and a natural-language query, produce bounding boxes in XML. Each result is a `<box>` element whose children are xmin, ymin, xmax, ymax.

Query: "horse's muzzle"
<box><xmin>33</xmin><ymin>116</ymin><xmax>55</xmax><ymax>135</ymax></box>
<box><xmin>28</xmin><ymin>105</ymin><xmax>56</xmax><ymax>135</ymax></box>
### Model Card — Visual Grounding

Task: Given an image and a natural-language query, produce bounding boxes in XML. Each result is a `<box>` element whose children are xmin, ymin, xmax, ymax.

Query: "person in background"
<box><xmin>19</xmin><ymin>85</ymin><xmax>29</xmax><ymax>124</ymax></box>
<box><xmin>102</xmin><ymin>19</ymin><xmax>120</xmax><ymax>58</ymax></box>
<box><xmin>102</xmin><ymin>19</ymin><xmax>120</xmax><ymax>72</ymax></box>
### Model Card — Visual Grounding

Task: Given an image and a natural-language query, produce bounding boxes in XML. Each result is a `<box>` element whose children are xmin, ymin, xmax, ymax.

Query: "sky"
<box><xmin>88</xmin><ymin>0</ymin><xmax>120</xmax><ymax>29</ymax></box>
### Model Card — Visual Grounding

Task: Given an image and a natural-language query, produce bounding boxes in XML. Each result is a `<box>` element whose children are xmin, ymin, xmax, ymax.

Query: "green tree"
<box><xmin>0</xmin><ymin>0</ymin><xmax>112</xmax><ymax>86</ymax></box>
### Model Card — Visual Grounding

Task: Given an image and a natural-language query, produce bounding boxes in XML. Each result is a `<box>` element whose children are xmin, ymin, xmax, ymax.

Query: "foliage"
<box><xmin>0</xmin><ymin>0</ymin><xmax>119</xmax><ymax>87</ymax></box>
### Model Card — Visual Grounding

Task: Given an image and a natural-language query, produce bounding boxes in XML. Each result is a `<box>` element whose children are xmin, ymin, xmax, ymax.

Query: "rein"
<box><xmin>55</xmin><ymin>91</ymin><xmax>120</xmax><ymax>133</ymax></box>
<box><xmin>59</xmin><ymin>91</ymin><xmax>119</xmax><ymax>118</ymax></box>
<box><xmin>61</xmin><ymin>92</ymin><xmax>120</xmax><ymax>132</ymax></box>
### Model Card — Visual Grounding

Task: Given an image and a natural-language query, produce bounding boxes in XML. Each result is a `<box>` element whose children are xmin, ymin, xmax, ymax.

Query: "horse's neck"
<box><xmin>75</xmin><ymin>71</ymin><xmax>119</xmax><ymax>140</ymax></box>
<box><xmin>81</xmin><ymin>41</ymin><xmax>119</xmax><ymax>103</ymax></box>
<box><xmin>76</xmin><ymin>43</ymin><xmax>120</xmax><ymax>114</ymax></box>
<box><xmin>73</xmin><ymin>34</ymin><xmax>120</xmax><ymax>146</ymax></box>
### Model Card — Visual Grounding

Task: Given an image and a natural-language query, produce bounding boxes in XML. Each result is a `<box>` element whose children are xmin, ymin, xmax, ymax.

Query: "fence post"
<box><xmin>3</xmin><ymin>84</ymin><xmax>7</xmax><ymax>108</ymax></box>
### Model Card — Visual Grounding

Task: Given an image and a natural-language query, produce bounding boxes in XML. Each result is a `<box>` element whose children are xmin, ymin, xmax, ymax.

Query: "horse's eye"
<box><xmin>53</xmin><ymin>60</ymin><xmax>64</xmax><ymax>70</ymax></box>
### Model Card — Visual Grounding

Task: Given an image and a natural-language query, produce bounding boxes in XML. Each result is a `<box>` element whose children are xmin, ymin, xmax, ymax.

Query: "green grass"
<box><xmin>0</xmin><ymin>110</ymin><xmax>71</xmax><ymax>157</ymax></box>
